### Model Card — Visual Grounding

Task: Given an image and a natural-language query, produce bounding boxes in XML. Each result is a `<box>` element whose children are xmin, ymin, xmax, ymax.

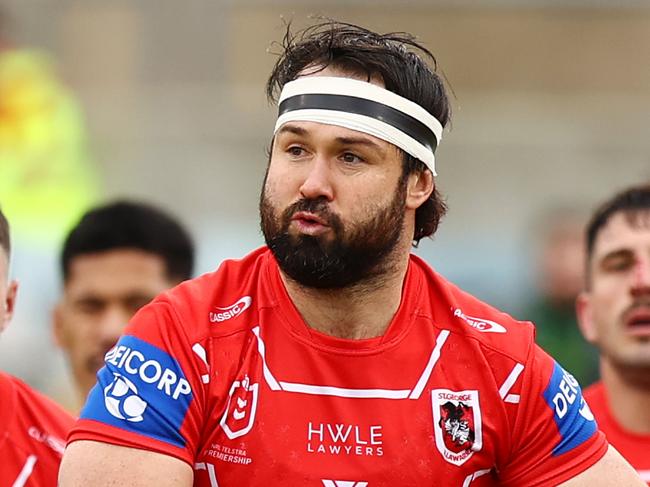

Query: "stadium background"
<box><xmin>0</xmin><ymin>0</ymin><xmax>649</xmax><ymax>404</ymax></box>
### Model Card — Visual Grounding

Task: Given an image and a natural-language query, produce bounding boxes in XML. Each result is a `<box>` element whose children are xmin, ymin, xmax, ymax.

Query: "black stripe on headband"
<box><xmin>278</xmin><ymin>94</ymin><xmax>438</xmax><ymax>154</ymax></box>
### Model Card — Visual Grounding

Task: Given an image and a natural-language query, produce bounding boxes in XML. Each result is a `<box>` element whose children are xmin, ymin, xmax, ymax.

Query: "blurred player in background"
<box><xmin>523</xmin><ymin>208</ymin><xmax>599</xmax><ymax>386</ymax></box>
<box><xmin>53</xmin><ymin>200</ymin><xmax>195</xmax><ymax>410</ymax></box>
<box><xmin>60</xmin><ymin>21</ymin><xmax>643</xmax><ymax>486</ymax></box>
<box><xmin>0</xmin><ymin>207</ymin><xmax>74</xmax><ymax>485</ymax></box>
<box><xmin>577</xmin><ymin>184</ymin><xmax>650</xmax><ymax>484</ymax></box>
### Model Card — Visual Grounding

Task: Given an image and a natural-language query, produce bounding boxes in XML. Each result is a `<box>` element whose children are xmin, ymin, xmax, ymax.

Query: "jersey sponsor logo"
<box><xmin>542</xmin><ymin>361</ymin><xmax>597</xmax><ymax>456</ymax></box>
<box><xmin>322</xmin><ymin>480</ymin><xmax>369</xmax><ymax>487</ymax></box>
<box><xmin>220</xmin><ymin>375</ymin><xmax>259</xmax><ymax>440</ymax></box>
<box><xmin>432</xmin><ymin>389</ymin><xmax>483</xmax><ymax>466</ymax></box>
<box><xmin>454</xmin><ymin>308</ymin><xmax>506</xmax><ymax>333</ymax></box>
<box><xmin>307</xmin><ymin>422</ymin><xmax>384</xmax><ymax>457</ymax></box>
<box><xmin>104</xmin><ymin>373</ymin><xmax>148</xmax><ymax>422</ymax></box>
<box><xmin>209</xmin><ymin>296</ymin><xmax>252</xmax><ymax>323</ymax></box>
<box><xmin>80</xmin><ymin>335</ymin><xmax>193</xmax><ymax>448</ymax></box>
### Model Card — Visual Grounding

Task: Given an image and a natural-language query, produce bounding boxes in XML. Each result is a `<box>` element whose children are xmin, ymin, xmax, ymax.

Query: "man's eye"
<box><xmin>287</xmin><ymin>146</ymin><xmax>305</xmax><ymax>157</ymax></box>
<box><xmin>602</xmin><ymin>256</ymin><xmax>633</xmax><ymax>272</ymax></box>
<box><xmin>75</xmin><ymin>300</ymin><xmax>104</xmax><ymax>314</ymax></box>
<box><xmin>341</xmin><ymin>152</ymin><xmax>363</xmax><ymax>164</ymax></box>
<box><xmin>125</xmin><ymin>296</ymin><xmax>154</xmax><ymax>313</ymax></box>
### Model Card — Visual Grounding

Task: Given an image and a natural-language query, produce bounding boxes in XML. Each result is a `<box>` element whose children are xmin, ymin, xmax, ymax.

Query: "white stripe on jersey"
<box><xmin>504</xmin><ymin>394</ymin><xmax>521</xmax><ymax>404</ymax></box>
<box><xmin>12</xmin><ymin>455</ymin><xmax>37</xmax><ymax>487</ymax></box>
<box><xmin>252</xmin><ymin>326</ymin><xmax>450</xmax><ymax>400</ymax></box>
<box><xmin>462</xmin><ymin>468</ymin><xmax>491</xmax><ymax>487</ymax></box>
<box><xmin>252</xmin><ymin>326</ymin><xmax>282</xmax><ymax>391</ymax></box>
<box><xmin>499</xmin><ymin>363</ymin><xmax>525</xmax><ymax>401</ymax></box>
<box><xmin>409</xmin><ymin>330</ymin><xmax>450</xmax><ymax>399</ymax></box>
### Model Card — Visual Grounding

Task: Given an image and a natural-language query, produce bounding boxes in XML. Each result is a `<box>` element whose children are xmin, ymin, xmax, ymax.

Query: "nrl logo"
<box><xmin>219</xmin><ymin>375</ymin><xmax>259</xmax><ymax>440</ymax></box>
<box><xmin>431</xmin><ymin>389</ymin><xmax>482</xmax><ymax>466</ymax></box>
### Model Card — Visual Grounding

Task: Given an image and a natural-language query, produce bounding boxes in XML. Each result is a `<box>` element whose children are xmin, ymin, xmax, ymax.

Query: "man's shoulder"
<box><xmin>0</xmin><ymin>371</ymin><xmax>74</xmax><ymax>437</ymax></box>
<box><xmin>583</xmin><ymin>381</ymin><xmax>605</xmax><ymax>404</ymax></box>
<box><xmin>412</xmin><ymin>257</ymin><xmax>536</xmax><ymax>364</ymax></box>
<box><xmin>136</xmin><ymin>247</ymin><xmax>273</xmax><ymax>338</ymax></box>
<box><xmin>583</xmin><ymin>381</ymin><xmax>611</xmax><ymax>424</ymax></box>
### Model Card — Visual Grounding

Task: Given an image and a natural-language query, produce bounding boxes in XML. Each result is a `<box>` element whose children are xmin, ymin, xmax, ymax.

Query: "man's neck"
<box><xmin>280</xmin><ymin>251</ymin><xmax>410</xmax><ymax>340</ymax></box>
<box><xmin>601</xmin><ymin>359</ymin><xmax>650</xmax><ymax>434</ymax></box>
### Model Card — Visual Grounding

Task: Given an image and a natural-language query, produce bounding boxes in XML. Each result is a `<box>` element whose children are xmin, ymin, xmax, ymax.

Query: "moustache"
<box><xmin>622</xmin><ymin>296</ymin><xmax>650</xmax><ymax>319</ymax></box>
<box><xmin>283</xmin><ymin>198</ymin><xmax>336</xmax><ymax>225</ymax></box>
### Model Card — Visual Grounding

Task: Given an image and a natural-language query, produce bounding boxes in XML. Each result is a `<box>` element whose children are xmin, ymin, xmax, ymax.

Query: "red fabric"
<box><xmin>585</xmin><ymin>381</ymin><xmax>650</xmax><ymax>484</ymax></box>
<box><xmin>0</xmin><ymin>372</ymin><xmax>75</xmax><ymax>485</ymax></box>
<box><xmin>69</xmin><ymin>247</ymin><xmax>607</xmax><ymax>486</ymax></box>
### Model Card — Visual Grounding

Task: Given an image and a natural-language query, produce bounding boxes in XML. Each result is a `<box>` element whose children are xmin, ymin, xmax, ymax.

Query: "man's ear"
<box><xmin>405</xmin><ymin>170</ymin><xmax>434</xmax><ymax>210</ymax></box>
<box><xmin>52</xmin><ymin>302</ymin><xmax>67</xmax><ymax>349</ymax></box>
<box><xmin>576</xmin><ymin>291</ymin><xmax>598</xmax><ymax>344</ymax></box>
<box><xmin>0</xmin><ymin>280</ymin><xmax>18</xmax><ymax>333</ymax></box>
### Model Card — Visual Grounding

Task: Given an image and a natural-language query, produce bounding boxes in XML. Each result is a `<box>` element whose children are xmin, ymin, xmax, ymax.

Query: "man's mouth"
<box><xmin>292</xmin><ymin>211</ymin><xmax>327</xmax><ymax>225</ymax></box>
<box><xmin>291</xmin><ymin>211</ymin><xmax>330</xmax><ymax>235</ymax></box>
<box><xmin>624</xmin><ymin>306</ymin><xmax>650</xmax><ymax>337</ymax></box>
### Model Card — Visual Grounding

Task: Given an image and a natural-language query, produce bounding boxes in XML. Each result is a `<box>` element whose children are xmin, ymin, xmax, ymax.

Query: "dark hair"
<box><xmin>585</xmin><ymin>183</ymin><xmax>650</xmax><ymax>282</ymax></box>
<box><xmin>0</xmin><ymin>208</ymin><xmax>10</xmax><ymax>257</ymax></box>
<box><xmin>61</xmin><ymin>200</ymin><xmax>194</xmax><ymax>282</ymax></box>
<box><xmin>266</xmin><ymin>20</ymin><xmax>451</xmax><ymax>244</ymax></box>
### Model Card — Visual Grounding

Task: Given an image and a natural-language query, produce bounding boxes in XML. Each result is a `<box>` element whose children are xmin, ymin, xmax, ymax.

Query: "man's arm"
<box><xmin>559</xmin><ymin>445</ymin><xmax>645</xmax><ymax>486</ymax></box>
<box><xmin>59</xmin><ymin>440</ymin><xmax>193</xmax><ymax>486</ymax></box>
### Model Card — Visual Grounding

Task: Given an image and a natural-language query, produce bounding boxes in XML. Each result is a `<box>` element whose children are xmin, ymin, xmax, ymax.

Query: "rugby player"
<box><xmin>0</xmin><ymin>208</ymin><xmax>75</xmax><ymax>485</ymax></box>
<box><xmin>53</xmin><ymin>200</ymin><xmax>194</xmax><ymax>409</ymax></box>
<box><xmin>576</xmin><ymin>184</ymin><xmax>650</xmax><ymax>484</ymax></box>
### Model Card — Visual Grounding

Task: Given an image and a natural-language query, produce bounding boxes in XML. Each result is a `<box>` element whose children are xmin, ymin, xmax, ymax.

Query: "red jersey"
<box><xmin>0</xmin><ymin>371</ymin><xmax>75</xmax><ymax>486</ymax></box>
<box><xmin>584</xmin><ymin>381</ymin><xmax>650</xmax><ymax>484</ymax></box>
<box><xmin>70</xmin><ymin>247</ymin><xmax>607</xmax><ymax>486</ymax></box>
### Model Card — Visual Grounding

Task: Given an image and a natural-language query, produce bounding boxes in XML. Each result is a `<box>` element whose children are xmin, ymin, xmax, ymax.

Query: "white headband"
<box><xmin>274</xmin><ymin>76</ymin><xmax>443</xmax><ymax>175</ymax></box>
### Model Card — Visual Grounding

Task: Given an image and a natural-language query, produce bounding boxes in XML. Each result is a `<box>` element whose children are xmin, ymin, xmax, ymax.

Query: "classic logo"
<box><xmin>104</xmin><ymin>373</ymin><xmax>148</xmax><ymax>422</ymax></box>
<box><xmin>220</xmin><ymin>375</ymin><xmax>259</xmax><ymax>440</ymax></box>
<box><xmin>454</xmin><ymin>308</ymin><xmax>506</xmax><ymax>333</ymax></box>
<box><xmin>322</xmin><ymin>481</ymin><xmax>368</xmax><ymax>487</ymax></box>
<box><xmin>209</xmin><ymin>296</ymin><xmax>252</xmax><ymax>323</ymax></box>
<box><xmin>431</xmin><ymin>389</ymin><xmax>482</xmax><ymax>466</ymax></box>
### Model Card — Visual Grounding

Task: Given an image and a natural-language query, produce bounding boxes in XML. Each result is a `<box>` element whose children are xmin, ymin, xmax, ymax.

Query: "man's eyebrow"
<box><xmin>335</xmin><ymin>136</ymin><xmax>384</xmax><ymax>152</ymax></box>
<box><xmin>276</xmin><ymin>124</ymin><xmax>386</xmax><ymax>153</ymax></box>
<box><xmin>276</xmin><ymin>124</ymin><xmax>308</xmax><ymax>137</ymax></box>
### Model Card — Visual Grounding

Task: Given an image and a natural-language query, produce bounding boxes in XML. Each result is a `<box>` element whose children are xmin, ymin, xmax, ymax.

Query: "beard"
<box><xmin>260</xmin><ymin>179</ymin><xmax>407</xmax><ymax>290</ymax></box>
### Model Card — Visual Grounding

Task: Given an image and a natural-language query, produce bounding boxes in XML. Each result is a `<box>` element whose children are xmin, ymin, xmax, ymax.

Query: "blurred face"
<box><xmin>540</xmin><ymin>223</ymin><xmax>585</xmax><ymax>305</ymax></box>
<box><xmin>577</xmin><ymin>211</ymin><xmax>650</xmax><ymax>370</ymax></box>
<box><xmin>0</xmin><ymin>249</ymin><xmax>18</xmax><ymax>335</ymax></box>
<box><xmin>54</xmin><ymin>249</ymin><xmax>176</xmax><ymax>400</ymax></box>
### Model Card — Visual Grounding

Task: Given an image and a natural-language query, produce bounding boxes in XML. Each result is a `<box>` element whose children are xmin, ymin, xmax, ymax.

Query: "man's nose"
<box><xmin>98</xmin><ymin>306</ymin><xmax>129</xmax><ymax>347</ymax></box>
<box><xmin>631</xmin><ymin>256</ymin><xmax>650</xmax><ymax>297</ymax></box>
<box><xmin>299</xmin><ymin>157</ymin><xmax>334</xmax><ymax>201</ymax></box>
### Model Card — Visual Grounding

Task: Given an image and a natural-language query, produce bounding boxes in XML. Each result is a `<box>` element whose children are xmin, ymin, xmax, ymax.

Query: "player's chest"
<box><xmin>194</xmin><ymin>327</ymin><xmax>509</xmax><ymax>486</ymax></box>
